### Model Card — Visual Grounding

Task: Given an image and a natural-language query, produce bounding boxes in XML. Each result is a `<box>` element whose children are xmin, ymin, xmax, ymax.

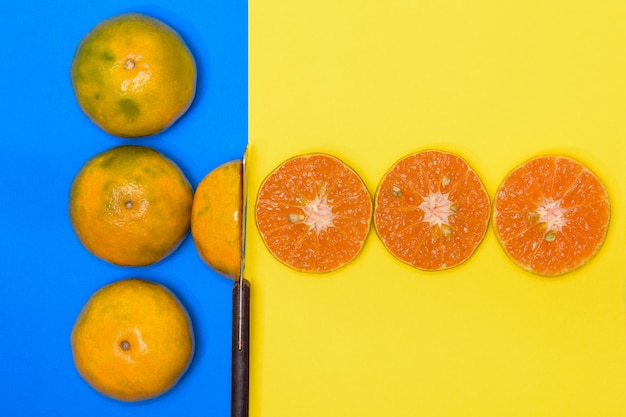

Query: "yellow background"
<box><xmin>248</xmin><ymin>1</ymin><xmax>626</xmax><ymax>416</ymax></box>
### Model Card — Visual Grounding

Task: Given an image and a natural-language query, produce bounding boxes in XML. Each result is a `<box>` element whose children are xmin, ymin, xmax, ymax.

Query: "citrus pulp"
<box><xmin>374</xmin><ymin>150</ymin><xmax>490</xmax><ymax>271</ymax></box>
<box><xmin>69</xmin><ymin>145</ymin><xmax>193</xmax><ymax>266</ymax></box>
<box><xmin>255</xmin><ymin>153</ymin><xmax>372</xmax><ymax>273</ymax></box>
<box><xmin>191</xmin><ymin>160</ymin><xmax>243</xmax><ymax>278</ymax></box>
<box><xmin>71</xmin><ymin>278</ymin><xmax>194</xmax><ymax>402</ymax></box>
<box><xmin>493</xmin><ymin>155</ymin><xmax>610</xmax><ymax>276</ymax></box>
<box><xmin>71</xmin><ymin>13</ymin><xmax>196</xmax><ymax>137</ymax></box>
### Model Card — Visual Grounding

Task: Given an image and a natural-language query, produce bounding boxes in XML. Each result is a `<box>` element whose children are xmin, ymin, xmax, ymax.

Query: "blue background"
<box><xmin>0</xmin><ymin>1</ymin><xmax>247</xmax><ymax>416</ymax></box>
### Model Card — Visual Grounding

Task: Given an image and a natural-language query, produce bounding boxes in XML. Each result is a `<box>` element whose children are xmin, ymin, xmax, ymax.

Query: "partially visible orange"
<box><xmin>493</xmin><ymin>155</ymin><xmax>610</xmax><ymax>276</ymax></box>
<box><xmin>69</xmin><ymin>145</ymin><xmax>193</xmax><ymax>266</ymax></box>
<box><xmin>191</xmin><ymin>160</ymin><xmax>243</xmax><ymax>278</ymax></box>
<box><xmin>71</xmin><ymin>278</ymin><xmax>194</xmax><ymax>402</ymax></box>
<box><xmin>255</xmin><ymin>153</ymin><xmax>372</xmax><ymax>273</ymax></box>
<box><xmin>71</xmin><ymin>13</ymin><xmax>196</xmax><ymax>137</ymax></box>
<box><xmin>374</xmin><ymin>150</ymin><xmax>490</xmax><ymax>271</ymax></box>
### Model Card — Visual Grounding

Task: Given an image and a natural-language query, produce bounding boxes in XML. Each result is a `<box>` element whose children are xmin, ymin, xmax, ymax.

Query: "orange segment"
<box><xmin>493</xmin><ymin>155</ymin><xmax>610</xmax><ymax>276</ymax></box>
<box><xmin>255</xmin><ymin>153</ymin><xmax>372</xmax><ymax>273</ymax></box>
<box><xmin>374</xmin><ymin>150</ymin><xmax>490</xmax><ymax>271</ymax></box>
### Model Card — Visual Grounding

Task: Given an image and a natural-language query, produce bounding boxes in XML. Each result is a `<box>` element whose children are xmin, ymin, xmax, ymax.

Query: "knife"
<box><xmin>232</xmin><ymin>148</ymin><xmax>250</xmax><ymax>417</ymax></box>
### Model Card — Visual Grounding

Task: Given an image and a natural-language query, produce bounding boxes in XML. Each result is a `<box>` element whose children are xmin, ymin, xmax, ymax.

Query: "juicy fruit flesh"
<box><xmin>493</xmin><ymin>155</ymin><xmax>610</xmax><ymax>276</ymax></box>
<box><xmin>71</xmin><ymin>279</ymin><xmax>194</xmax><ymax>402</ymax></box>
<box><xmin>255</xmin><ymin>154</ymin><xmax>372</xmax><ymax>273</ymax></box>
<box><xmin>374</xmin><ymin>150</ymin><xmax>491</xmax><ymax>271</ymax></box>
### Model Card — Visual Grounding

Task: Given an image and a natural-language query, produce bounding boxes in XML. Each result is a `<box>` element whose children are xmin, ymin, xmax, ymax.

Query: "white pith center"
<box><xmin>419</xmin><ymin>191</ymin><xmax>455</xmax><ymax>227</ymax></box>
<box><xmin>301</xmin><ymin>195</ymin><xmax>334</xmax><ymax>234</ymax></box>
<box><xmin>535</xmin><ymin>198</ymin><xmax>568</xmax><ymax>233</ymax></box>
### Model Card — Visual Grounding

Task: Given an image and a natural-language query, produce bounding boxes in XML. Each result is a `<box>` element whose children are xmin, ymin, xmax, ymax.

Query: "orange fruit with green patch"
<box><xmin>493</xmin><ymin>155</ymin><xmax>610</xmax><ymax>276</ymax></box>
<box><xmin>191</xmin><ymin>160</ymin><xmax>243</xmax><ymax>278</ymax></box>
<box><xmin>69</xmin><ymin>145</ymin><xmax>193</xmax><ymax>266</ymax></box>
<box><xmin>255</xmin><ymin>153</ymin><xmax>372</xmax><ymax>273</ymax></box>
<box><xmin>374</xmin><ymin>150</ymin><xmax>491</xmax><ymax>271</ymax></box>
<box><xmin>71</xmin><ymin>278</ymin><xmax>194</xmax><ymax>402</ymax></box>
<box><xmin>70</xmin><ymin>13</ymin><xmax>196</xmax><ymax>137</ymax></box>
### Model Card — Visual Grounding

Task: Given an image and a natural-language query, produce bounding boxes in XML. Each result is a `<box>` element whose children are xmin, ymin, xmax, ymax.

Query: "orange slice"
<box><xmin>255</xmin><ymin>153</ymin><xmax>372</xmax><ymax>273</ymax></box>
<box><xmin>374</xmin><ymin>150</ymin><xmax>490</xmax><ymax>271</ymax></box>
<box><xmin>493</xmin><ymin>155</ymin><xmax>610</xmax><ymax>276</ymax></box>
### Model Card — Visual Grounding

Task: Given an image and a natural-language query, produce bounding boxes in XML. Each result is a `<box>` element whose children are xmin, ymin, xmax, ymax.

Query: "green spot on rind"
<box><xmin>118</xmin><ymin>99</ymin><xmax>140</xmax><ymax>120</ymax></box>
<box><xmin>100</xmin><ymin>50</ymin><xmax>115</xmax><ymax>62</ymax></box>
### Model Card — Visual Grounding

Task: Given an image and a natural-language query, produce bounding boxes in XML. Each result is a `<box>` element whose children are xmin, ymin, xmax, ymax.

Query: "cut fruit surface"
<box><xmin>374</xmin><ymin>150</ymin><xmax>490</xmax><ymax>271</ymax></box>
<box><xmin>493</xmin><ymin>155</ymin><xmax>610</xmax><ymax>276</ymax></box>
<box><xmin>255</xmin><ymin>153</ymin><xmax>372</xmax><ymax>273</ymax></box>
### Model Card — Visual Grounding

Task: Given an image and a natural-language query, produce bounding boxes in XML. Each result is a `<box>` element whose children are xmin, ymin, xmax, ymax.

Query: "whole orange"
<box><xmin>191</xmin><ymin>160</ymin><xmax>243</xmax><ymax>278</ymax></box>
<box><xmin>71</xmin><ymin>13</ymin><xmax>196</xmax><ymax>137</ymax></box>
<box><xmin>69</xmin><ymin>145</ymin><xmax>193</xmax><ymax>266</ymax></box>
<box><xmin>71</xmin><ymin>278</ymin><xmax>194</xmax><ymax>402</ymax></box>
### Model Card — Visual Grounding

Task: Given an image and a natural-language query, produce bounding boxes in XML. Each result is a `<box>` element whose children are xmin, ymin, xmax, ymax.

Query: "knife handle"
<box><xmin>232</xmin><ymin>278</ymin><xmax>250</xmax><ymax>417</ymax></box>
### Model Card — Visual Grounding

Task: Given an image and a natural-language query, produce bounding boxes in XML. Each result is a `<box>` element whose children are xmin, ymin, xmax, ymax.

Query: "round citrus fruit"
<box><xmin>71</xmin><ymin>13</ymin><xmax>196</xmax><ymax>137</ymax></box>
<box><xmin>69</xmin><ymin>145</ymin><xmax>193</xmax><ymax>266</ymax></box>
<box><xmin>191</xmin><ymin>160</ymin><xmax>243</xmax><ymax>278</ymax></box>
<box><xmin>255</xmin><ymin>153</ymin><xmax>372</xmax><ymax>273</ymax></box>
<box><xmin>374</xmin><ymin>150</ymin><xmax>490</xmax><ymax>271</ymax></box>
<box><xmin>71</xmin><ymin>278</ymin><xmax>194</xmax><ymax>402</ymax></box>
<box><xmin>493</xmin><ymin>155</ymin><xmax>610</xmax><ymax>276</ymax></box>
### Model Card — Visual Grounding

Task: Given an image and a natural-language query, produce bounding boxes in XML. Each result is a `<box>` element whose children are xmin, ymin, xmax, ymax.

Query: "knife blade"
<box><xmin>232</xmin><ymin>148</ymin><xmax>250</xmax><ymax>417</ymax></box>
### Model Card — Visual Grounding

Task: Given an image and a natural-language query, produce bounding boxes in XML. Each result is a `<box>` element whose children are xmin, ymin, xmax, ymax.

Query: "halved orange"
<box><xmin>255</xmin><ymin>153</ymin><xmax>372</xmax><ymax>273</ymax></box>
<box><xmin>493</xmin><ymin>155</ymin><xmax>610</xmax><ymax>276</ymax></box>
<box><xmin>191</xmin><ymin>160</ymin><xmax>243</xmax><ymax>278</ymax></box>
<box><xmin>374</xmin><ymin>150</ymin><xmax>490</xmax><ymax>271</ymax></box>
